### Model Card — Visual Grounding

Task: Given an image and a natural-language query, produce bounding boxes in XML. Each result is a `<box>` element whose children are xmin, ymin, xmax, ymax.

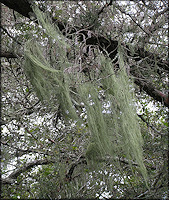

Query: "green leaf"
<box><xmin>25</xmin><ymin>88</ymin><xmax>29</xmax><ymax>93</ymax></box>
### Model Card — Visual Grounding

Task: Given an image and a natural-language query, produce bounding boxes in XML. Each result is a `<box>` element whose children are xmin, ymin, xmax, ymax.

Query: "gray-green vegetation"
<box><xmin>1</xmin><ymin>1</ymin><xmax>168</xmax><ymax>199</ymax></box>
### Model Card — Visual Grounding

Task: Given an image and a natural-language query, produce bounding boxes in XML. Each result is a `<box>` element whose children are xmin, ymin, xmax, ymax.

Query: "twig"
<box><xmin>135</xmin><ymin>190</ymin><xmax>149</xmax><ymax>199</ymax></box>
<box><xmin>97</xmin><ymin>0</ymin><xmax>113</xmax><ymax>16</ymax></box>
<box><xmin>1</xmin><ymin>140</ymin><xmax>51</xmax><ymax>156</ymax></box>
<box><xmin>137</xmin><ymin>114</ymin><xmax>165</xmax><ymax>135</ymax></box>
<box><xmin>116</xmin><ymin>5</ymin><xmax>150</xmax><ymax>36</ymax></box>
<box><xmin>0</xmin><ymin>51</ymin><xmax>18</xmax><ymax>58</ymax></box>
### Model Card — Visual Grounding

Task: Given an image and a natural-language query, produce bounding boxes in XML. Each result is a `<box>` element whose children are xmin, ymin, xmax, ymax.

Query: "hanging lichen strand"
<box><xmin>24</xmin><ymin>5</ymin><xmax>78</xmax><ymax>121</ymax></box>
<box><xmin>79</xmin><ymin>53</ymin><xmax>147</xmax><ymax>183</ymax></box>
<box><xmin>24</xmin><ymin>6</ymin><xmax>148</xmax><ymax>184</ymax></box>
<box><xmin>101</xmin><ymin>51</ymin><xmax>148</xmax><ymax>183</ymax></box>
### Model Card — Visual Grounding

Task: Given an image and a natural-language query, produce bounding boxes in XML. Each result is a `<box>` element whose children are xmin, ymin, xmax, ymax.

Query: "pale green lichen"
<box><xmin>24</xmin><ymin>6</ymin><xmax>148</xmax><ymax>186</ymax></box>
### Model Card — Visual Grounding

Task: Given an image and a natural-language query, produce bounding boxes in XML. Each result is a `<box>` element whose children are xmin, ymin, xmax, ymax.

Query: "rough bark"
<box><xmin>0</xmin><ymin>0</ymin><xmax>33</xmax><ymax>18</ymax></box>
<box><xmin>1</xmin><ymin>159</ymin><xmax>55</xmax><ymax>184</ymax></box>
<box><xmin>0</xmin><ymin>51</ymin><xmax>18</xmax><ymax>58</ymax></box>
<box><xmin>134</xmin><ymin>78</ymin><xmax>169</xmax><ymax>108</ymax></box>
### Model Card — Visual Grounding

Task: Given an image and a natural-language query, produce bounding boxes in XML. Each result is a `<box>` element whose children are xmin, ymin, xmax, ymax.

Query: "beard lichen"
<box><xmin>24</xmin><ymin>6</ymin><xmax>148</xmax><ymax>185</ymax></box>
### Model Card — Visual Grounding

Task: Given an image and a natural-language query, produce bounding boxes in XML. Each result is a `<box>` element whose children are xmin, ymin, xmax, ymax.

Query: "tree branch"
<box><xmin>65</xmin><ymin>156</ymin><xmax>87</xmax><ymax>182</ymax></box>
<box><xmin>137</xmin><ymin>114</ymin><xmax>164</xmax><ymax>135</ymax></box>
<box><xmin>0</xmin><ymin>51</ymin><xmax>19</xmax><ymax>58</ymax></box>
<box><xmin>116</xmin><ymin>4</ymin><xmax>150</xmax><ymax>36</ymax></box>
<box><xmin>0</xmin><ymin>0</ymin><xmax>33</xmax><ymax>19</ymax></box>
<box><xmin>1</xmin><ymin>0</ymin><xmax>168</xmax><ymax>107</ymax></box>
<box><xmin>1</xmin><ymin>140</ymin><xmax>52</xmax><ymax>156</ymax></box>
<box><xmin>97</xmin><ymin>0</ymin><xmax>113</xmax><ymax>16</ymax></box>
<box><xmin>2</xmin><ymin>158</ymin><xmax>55</xmax><ymax>183</ymax></box>
<box><xmin>133</xmin><ymin>74</ymin><xmax>169</xmax><ymax>108</ymax></box>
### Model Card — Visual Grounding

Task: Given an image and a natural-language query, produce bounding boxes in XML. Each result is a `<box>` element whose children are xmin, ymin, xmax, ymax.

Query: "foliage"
<box><xmin>24</xmin><ymin>6</ymin><xmax>148</xmax><ymax>183</ymax></box>
<box><xmin>1</xmin><ymin>1</ymin><xmax>168</xmax><ymax>199</ymax></box>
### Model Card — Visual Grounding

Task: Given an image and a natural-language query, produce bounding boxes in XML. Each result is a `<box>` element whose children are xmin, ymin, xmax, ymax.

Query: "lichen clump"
<box><xmin>24</xmin><ymin>6</ymin><xmax>148</xmax><ymax>184</ymax></box>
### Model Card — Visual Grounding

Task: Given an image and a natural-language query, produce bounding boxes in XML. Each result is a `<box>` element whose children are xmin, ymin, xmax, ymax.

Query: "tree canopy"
<box><xmin>1</xmin><ymin>1</ymin><xmax>168</xmax><ymax>199</ymax></box>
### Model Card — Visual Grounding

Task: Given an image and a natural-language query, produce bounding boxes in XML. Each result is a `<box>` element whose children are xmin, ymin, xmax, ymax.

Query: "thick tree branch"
<box><xmin>1</xmin><ymin>0</ymin><xmax>168</xmax><ymax>107</ymax></box>
<box><xmin>65</xmin><ymin>156</ymin><xmax>87</xmax><ymax>182</ymax></box>
<box><xmin>2</xmin><ymin>153</ymin><xmax>156</xmax><ymax>185</ymax></box>
<box><xmin>133</xmin><ymin>75</ymin><xmax>169</xmax><ymax>108</ymax></box>
<box><xmin>1</xmin><ymin>0</ymin><xmax>167</xmax><ymax>72</ymax></box>
<box><xmin>0</xmin><ymin>51</ymin><xmax>19</xmax><ymax>58</ymax></box>
<box><xmin>2</xmin><ymin>159</ymin><xmax>56</xmax><ymax>184</ymax></box>
<box><xmin>5</xmin><ymin>159</ymin><xmax>54</xmax><ymax>181</ymax></box>
<box><xmin>0</xmin><ymin>0</ymin><xmax>33</xmax><ymax>19</ymax></box>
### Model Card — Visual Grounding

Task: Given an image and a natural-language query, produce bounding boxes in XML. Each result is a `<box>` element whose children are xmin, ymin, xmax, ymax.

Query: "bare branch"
<box><xmin>1</xmin><ymin>140</ymin><xmax>52</xmax><ymax>156</ymax></box>
<box><xmin>116</xmin><ymin>5</ymin><xmax>150</xmax><ymax>36</ymax></box>
<box><xmin>8</xmin><ymin>159</ymin><xmax>55</xmax><ymax>180</ymax></box>
<box><xmin>137</xmin><ymin>114</ymin><xmax>165</xmax><ymax>135</ymax></box>
<box><xmin>97</xmin><ymin>0</ymin><xmax>113</xmax><ymax>16</ymax></box>
<box><xmin>133</xmin><ymin>73</ymin><xmax>169</xmax><ymax>108</ymax></box>
<box><xmin>0</xmin><ymin>51</ymin><xmax>18</xmax><ymax>58</ymax></box>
